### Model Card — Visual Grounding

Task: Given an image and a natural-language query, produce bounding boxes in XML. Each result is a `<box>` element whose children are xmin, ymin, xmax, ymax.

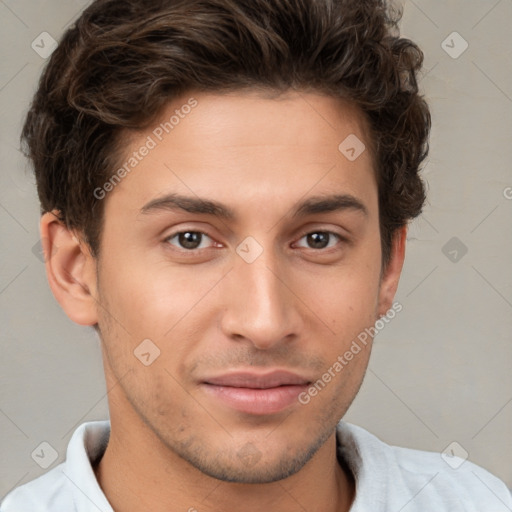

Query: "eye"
<box><xmin>165</xmin><ymin>231</ymin><xmax>215</xmax><ymax>250</ymax></box>
<box><xmin>295</xmin><ymin>231</ymin><xmax>342</xmax><ymax>250</ymax></box>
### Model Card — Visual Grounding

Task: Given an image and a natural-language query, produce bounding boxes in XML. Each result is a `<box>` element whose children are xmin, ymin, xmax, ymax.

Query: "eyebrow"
<box><xmin>139</xmin><ymin>192</ymin><xmax>368</xmax><ymax>220</ymax></box>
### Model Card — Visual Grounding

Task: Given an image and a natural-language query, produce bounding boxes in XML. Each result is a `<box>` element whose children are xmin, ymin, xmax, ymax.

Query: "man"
<box><xmin>2</xmin><ymin>0</ymin><xmax>511</xmax><ymax>510</ymax></box>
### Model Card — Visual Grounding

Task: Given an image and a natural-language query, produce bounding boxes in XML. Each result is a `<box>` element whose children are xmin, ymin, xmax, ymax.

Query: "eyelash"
<box><xmin>163</xmin><ymin>229</ymin><xmax>345</xmax><ymax>253</ymax></box>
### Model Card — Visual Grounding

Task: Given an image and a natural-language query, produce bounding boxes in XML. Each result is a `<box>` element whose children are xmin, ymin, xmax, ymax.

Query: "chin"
<box><xmin>174</xmin><ymin>429</ymin><xmax>331</xmax><ymax>484</ymax></box>
<box><xmin>189</xmin><ymin>454</ymin><xmax>308</xmax><ymax>484</ymax></box>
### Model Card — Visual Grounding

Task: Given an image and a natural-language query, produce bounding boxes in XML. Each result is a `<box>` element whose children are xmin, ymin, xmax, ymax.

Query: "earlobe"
<box><xmin>377</xmin><ymin>225</ymin><xmax>407</xmax><ymax>317</ymax></box>
<box><xmin>40</xmin><ymin>211</ymin><xmax>99</xmax><ymax>326</ymax></box>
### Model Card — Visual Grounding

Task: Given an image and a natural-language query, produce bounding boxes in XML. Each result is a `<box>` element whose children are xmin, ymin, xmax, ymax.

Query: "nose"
<box><xmin>218</xmin><ymin>242</ymin><xmax>302</xmax><ymax>350</ymax></box>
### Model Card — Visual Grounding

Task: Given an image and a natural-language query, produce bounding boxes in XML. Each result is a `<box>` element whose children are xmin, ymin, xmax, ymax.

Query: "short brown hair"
<box><xmin>22</xmin><ymin>0</ymin><xmax>430</xmax><ymax>266</ymax></box>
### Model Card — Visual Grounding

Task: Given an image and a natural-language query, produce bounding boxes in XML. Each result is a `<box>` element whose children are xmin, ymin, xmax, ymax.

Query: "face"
<box><xmin>79</xmin><ymin>90</ymin><xmax>402</xmax><ymax>483</ymax></box>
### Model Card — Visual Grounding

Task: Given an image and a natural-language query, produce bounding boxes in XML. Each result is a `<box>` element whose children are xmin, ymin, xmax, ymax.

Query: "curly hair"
<box><xmin>22</xmin><ymin>0</ymin><xmax>430</xmax><ymax>267</ymax></box>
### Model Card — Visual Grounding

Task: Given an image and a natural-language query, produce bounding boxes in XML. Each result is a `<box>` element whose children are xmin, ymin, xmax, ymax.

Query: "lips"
<box><xmin>201</xmin><ymin>370</ymin><xmax>311</xmax><ymax>415</ymax></box>
<box><xmin>204</xmin><ymin>370</ymin><xmax>310</xmax><ymax>389</ymax></box>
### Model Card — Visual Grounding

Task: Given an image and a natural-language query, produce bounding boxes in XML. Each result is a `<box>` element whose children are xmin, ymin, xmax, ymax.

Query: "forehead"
<box><xmin>157</xmin><ymin>88</ymin><xmax>373</xmax><ymax>152</ymax></box>
<box><xmin>105</xmin><ymin>89</ymin><xmax>377</xmax><ymax>220</ymax></box>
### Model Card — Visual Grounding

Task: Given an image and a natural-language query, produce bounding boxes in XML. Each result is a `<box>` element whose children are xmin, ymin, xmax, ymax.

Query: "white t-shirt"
<box><xmin>2</xmin><ymin>420</ymin><xmax>511</xmax><ymax>511</ymax></box>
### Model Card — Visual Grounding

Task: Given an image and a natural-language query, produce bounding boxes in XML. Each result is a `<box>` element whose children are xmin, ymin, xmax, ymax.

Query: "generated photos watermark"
<box><xmin>298</xmin><ymin>301</ymin><xmax>403</xmax><ymax>405</ymax></box>
<box><xmin>93</xmin><ymin>97</ymin><xmax>198</xmax><ymax>200</ymax></box>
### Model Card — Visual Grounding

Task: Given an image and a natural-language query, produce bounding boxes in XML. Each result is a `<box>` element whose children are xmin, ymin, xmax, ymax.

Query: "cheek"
<box><xmin>99</xmin><ymin>250</ymin><xmax>221</xmax><ymax>339</ymax></box>
<box><xmin>292</xmin><ymin>260</ymin><xmax>381</xmax><ymax>339</ymax></box>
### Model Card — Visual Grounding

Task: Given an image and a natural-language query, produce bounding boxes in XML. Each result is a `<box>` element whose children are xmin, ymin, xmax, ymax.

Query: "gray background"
<box><xmin>1</xmin><ymin>0</ymin><xmax>511</xmax><ymax>498</ymax></box>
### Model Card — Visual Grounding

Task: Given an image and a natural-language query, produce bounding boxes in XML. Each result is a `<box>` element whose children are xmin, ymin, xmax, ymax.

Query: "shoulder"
<box><xmin>1</xmin><ymin>464</ymin><xmax>72</xmax><ymax>512</ymax></box>
<box><xmin>1</xmin><ymin>421</ymin><xmax>111</xmax><ymax>512</ymax></box>
<box><xmin>391</xmin><ymin>442</ymin><xmax>512</xmax><ymax>509</ymax></box>
<box><xmin>337</xmin><ymin>422</ymin><xmax>512</xmax><ymax>511</ymax></box>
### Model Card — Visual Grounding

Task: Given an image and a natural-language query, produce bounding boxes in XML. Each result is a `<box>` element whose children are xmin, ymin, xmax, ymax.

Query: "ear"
<box><xmin>40</xmin><ymin>211</ymin><xmax>99</xmax><ymax>326</ymax></box>
<box><xmin>377</xmin><ymin>225</ymin><xmax>407</xmax><ymax>317</ymax></box>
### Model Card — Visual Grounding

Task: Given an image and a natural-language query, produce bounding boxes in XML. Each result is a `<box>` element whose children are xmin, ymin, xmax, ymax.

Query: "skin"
<box><xmin>41</xmin><ymin>89</ymin><xmax>406</xmax><ymax>512</ymax></box>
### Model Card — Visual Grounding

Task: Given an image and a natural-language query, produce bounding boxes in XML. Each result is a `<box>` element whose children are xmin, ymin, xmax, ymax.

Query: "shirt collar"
<box><xmin>63</xmin><ymin>420</ymin><xmax>113</xmax><ymax>512</ymax></box>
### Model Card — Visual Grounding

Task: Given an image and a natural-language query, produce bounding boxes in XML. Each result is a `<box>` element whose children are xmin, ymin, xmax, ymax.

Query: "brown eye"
<box><xmin>296</xmin><ymin>231</ymin><xmax>341</xmax><ymax>250</ymax></box>
<box><xmin>165</xmin><ymin>231</ymin><xmax>213</xmax><ymax>250</ymax></box>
